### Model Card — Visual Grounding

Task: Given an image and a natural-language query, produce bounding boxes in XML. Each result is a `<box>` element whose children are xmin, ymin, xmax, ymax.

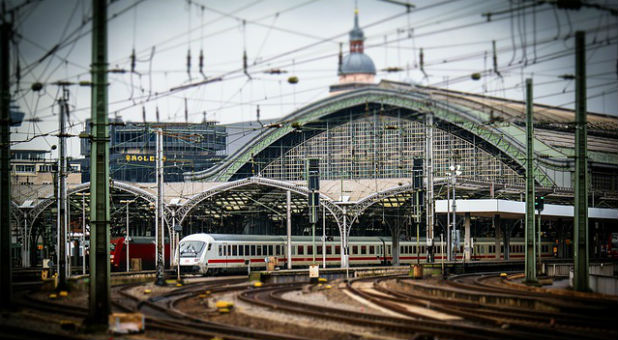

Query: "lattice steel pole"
<box><xmin>524</xmin><ymin>78</ymin><xmax>537</xmax><ymax>284</ymax></box>
<box><xmin>574</xmin><ymin>31</ymin><xmax>589</xmax><ymax>291</ymax></box>
<box><xmin>88</xmin><ymin>0</ymin><xmax>111</xmax><ymax>325</ymax></box>
<box><xmin>425</xmin><ymin>112</ymin><xmax>434</xmax><ymax>263</ymax></box>
<box><xmin>0</xmin><ymin>20</ymin><xmax>13</xmax><ymax>310</ymax></box>
<box><xmin>155</xmin><ymin>128</ymin><xmax>166</xmax><ymax>286</ymax></box>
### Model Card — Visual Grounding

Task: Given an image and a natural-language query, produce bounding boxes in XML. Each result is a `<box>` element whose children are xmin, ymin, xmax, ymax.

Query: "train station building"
<box><xmin>8</xmin><ymin>10</ymin><xmax>618</xmax><ymax>268</ymax></box>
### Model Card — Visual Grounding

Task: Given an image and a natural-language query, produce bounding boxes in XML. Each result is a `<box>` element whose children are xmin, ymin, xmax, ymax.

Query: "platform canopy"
<box><xmin>435</xmin><ymin>199</ymin><xmax>618</xmax><ymax>220</ymax></box>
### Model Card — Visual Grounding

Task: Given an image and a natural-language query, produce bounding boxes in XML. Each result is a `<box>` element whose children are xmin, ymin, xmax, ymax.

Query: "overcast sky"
<box><xmin>7</xmin><ymin>0</ymin><xmax>618</xmax><ymax>158</ymax></box>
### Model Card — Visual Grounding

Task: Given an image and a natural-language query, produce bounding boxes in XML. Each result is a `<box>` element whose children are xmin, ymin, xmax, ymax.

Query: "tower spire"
<box><xmin>349</xmin><ymin>5</ymin><xmax>364</xmax><ymax>53</ymax></box>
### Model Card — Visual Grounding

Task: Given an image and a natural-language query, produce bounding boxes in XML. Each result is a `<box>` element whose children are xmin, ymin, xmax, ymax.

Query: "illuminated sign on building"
<box><xmin>124</xmin><ymin>154</ymin><xmax>167</xmax><ymax>162</ymax></box>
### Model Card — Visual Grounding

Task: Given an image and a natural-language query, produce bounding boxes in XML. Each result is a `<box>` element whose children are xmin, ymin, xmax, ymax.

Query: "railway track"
<box><xmin>13</xmin><ymin>276</ymin><xmax>313</xmax><ymax>340</ymax></box>
<box><xmin>355</xmin><ymin>273</ymin><xmax>617</xmax><ymax>339</ymax></box>
<box><xmin>238</xmin><ymin>276</ymin><xmax>556</xmax><ymax>340</ymax></box>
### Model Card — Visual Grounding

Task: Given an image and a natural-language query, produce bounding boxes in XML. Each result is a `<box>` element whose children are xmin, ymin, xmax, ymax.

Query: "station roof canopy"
<box><xmin>435</xmin><ymin>199</ymin><xmax>618</xmax><ymax>220</ymax></box>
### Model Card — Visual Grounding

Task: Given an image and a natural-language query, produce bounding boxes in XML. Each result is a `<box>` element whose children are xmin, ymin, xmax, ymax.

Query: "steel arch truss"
<box><xmin>177</xmin><ymin>176</ymin><xmax>344</xmax><ymax>231</ymax></box>
<box><xmin>28</xmin><ymin>180</ymin><xmax>170</xmax><ymax>226</ymax></box>
<box><xmin>185</xmin><ymin>88</ymin><xmax>557</xmax><ymax>187</ymax></box>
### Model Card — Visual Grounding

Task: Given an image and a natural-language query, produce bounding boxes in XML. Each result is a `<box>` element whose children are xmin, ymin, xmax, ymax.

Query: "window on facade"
<box><xmin>15</xmin><ymin>164</ymin><xmax>35</xmax><ymax>173</ymax></box>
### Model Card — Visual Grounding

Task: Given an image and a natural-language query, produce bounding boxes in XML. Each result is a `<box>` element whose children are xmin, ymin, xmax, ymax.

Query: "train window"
<box><xmin>239</xmin><ymin>245</ymin><xmax>244</xmax><ymax>256</ymax></box>
<box><xmin>500</xmin><ymin>245</ymin><xmax>504</xmax><ymax>253</ymax></box>
<box><xmin>352</xmin><ymin>245</ymin><xmax>358</xmax><ymax>254</ymax></box>
<box><xmin>218</xmin><ymin>245</ymin><xmax>222</xmax><ymax>256</ymax></box>
<box><xmin>335</xmin><ymin>245</ymin><xmax>340</xmax><ymax>254</ymax></box>
<box><xmin>263</xmin><ymin>245</ymin><xmax>268</xmax><ymax>256</ymax></box>
<box><xmin>232</xmin><ymin>246</ymin><xmax>237</xmax><ymax>256</ymax></box>
<box><xmin>275</xmin><ymin>245</ymin><xmax>280</xmax><ymax>256</ymax></box>
<box><xmin>245</xmin><ymin>245</ymin><xmax>250</xmax><ymax>255</ymax></box>
<box><xmin>326</xmin><ymin>246</ymin><xmax>331</xmax><ymax>255</ymax></box>
<box><xmin>317</xmin><ymin>246</ymin><xmax>322</xmax><ymax>254</ymax></box>
<box><xmin>269</xmin><ymin>245</ymin><xmax>273</xmax><ymax>256</ymax></box>
<box><xmin>251</xmin><ymin>245</ymin><xmax>256</xmax><ymax>256</ymax></box>
<box><xmin>412</xmin><ymin>246</ymin><xmax>416</xmax><ymax>254</ymax></box>
<box><xmin>308</xmin><ymin>246</ymin><xmax>313</xmax><ymax>255</ymax></box>
<box><xmin>257</xmin><ymin>246</ymin><xmax>262</xmax><ymax>256</ymax></box>
<box><xmin>369</xmin><ymin>246</ymin><xmax>374</xmax><ymax>254</ymax></box>
<box><xmin>387</xmin><ymin>245</ymin><xmax>391</xmax><ymax>255</ymax></box>
<box><xmin>298</xmin><ymin>246</ymin><xmax>304</xmax><ymax>255</ymax></box>
<box><xmin>208</xmin><ymin>243</ymin><xmax>212</xmax><ymax>251</ymax></box>
<box><xmin>361</xmin><ymin>246</ymin><xmax>367</xmax><ymax>255</ymax></box>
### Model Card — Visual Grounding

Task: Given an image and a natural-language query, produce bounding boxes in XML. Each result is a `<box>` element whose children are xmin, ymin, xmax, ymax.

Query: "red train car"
<box><xmin>110</xmin><ymin>236</ymin><xmax>170</xmax><ymax>271</ymax></box>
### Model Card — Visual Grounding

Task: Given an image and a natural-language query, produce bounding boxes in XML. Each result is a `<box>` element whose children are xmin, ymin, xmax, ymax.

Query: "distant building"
<box><xmin>79</xmin><ymin>119</ymin><xmax>226</xmax><ymax>183</ymax></box>
<box><xmin>10</xmin><ymin>149</ymin><xmax>81</xmax><ymax>187</ymax></box>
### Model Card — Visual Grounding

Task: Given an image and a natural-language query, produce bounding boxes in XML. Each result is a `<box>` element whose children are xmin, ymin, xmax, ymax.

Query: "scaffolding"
<box><xmin>262</xmin><ymin>115</ymin><xmax>524</xmax><ymax>186</ymax></box>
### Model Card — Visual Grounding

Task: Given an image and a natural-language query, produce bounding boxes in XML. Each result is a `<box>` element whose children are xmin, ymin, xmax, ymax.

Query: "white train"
<box><xmin>178</xmin><ymin>233</ymin><xmax>554</xmax><ymax>275</ymax></box>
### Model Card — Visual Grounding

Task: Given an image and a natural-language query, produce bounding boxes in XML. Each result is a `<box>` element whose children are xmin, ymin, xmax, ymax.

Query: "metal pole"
<box><xmin>0</xmin><ymin>20</ymin><xmax>11</xmax><ymax>309</ymax></box>
<box><xmin>312</xmin><ymin>217</ymin><xmax>316</xmax><ymax>264</ymax></box>
<box><xmin>524</xmin><ymin>78</ymin><xmax>537</xmax><ymax>284</ymax></box>
<box><xmin>57</xmin><ymin>92</ymin><xmax>68</xmax><ymax>290</ymax></box>
<box><xmin>125</xmin><ymin>202</ymin><xmax>129</xmax><ymax>272</ymax></box>
<box><xmin>286</xmin><ymin>190</ymin><xmax>292</xmax><ymax>270</ymax></box>
<box><xmin>537</xmin><ymin>213</ymin><xmax>541</xmax><ymax>273</ymax></box>
<box><xmin>155</xmin><ymin>129</ymin><xmax>165</xmax><ymax>286</ymax></box>
<box><xmin>416</xmin><ymin>190</ymin><xmax>420</xmax><ymax>265</ymax></box>
<box><xmin>574</xmin><ymin>31</ymin><xmax>589</xmax><ymax>291</ymax></box>
<box><xmin>322</xmin><ymin>205</ymin><xmax>326</xmax><ymax>268</ymax></box>
<box><xmin>440</xmin><ymin>233</ymin><xmax>444</xmax><ymax>277</ymax></box>
<box><xmin>82</xmin><ymin>194</ymin><xmax>85</xmax><ymax>275</ymax></box>
<box><xmin>452</xmin><ymin>173</ymin><xmax>457</xmax><ymax>260</ymax></box>
<box><xmin>446</xmin><ymin>173</ymin><xmax>451</xmax><ymax>261</ymax></box>
<box><xmin>88</xmin><ymin>0</ymin><xmax>111</xmax><ymax>325</ymax></box>
<box><xmin>425</xmin><ymin>112</ymin><xmax>434</xmax><ymax>263</ymax></box>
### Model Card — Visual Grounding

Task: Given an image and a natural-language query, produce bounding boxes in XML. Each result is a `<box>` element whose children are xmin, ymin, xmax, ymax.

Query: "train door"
<box><xmin>222</xmin><ymin>242</ymin><xmax>228</xmax><ymax>269</ymax></box>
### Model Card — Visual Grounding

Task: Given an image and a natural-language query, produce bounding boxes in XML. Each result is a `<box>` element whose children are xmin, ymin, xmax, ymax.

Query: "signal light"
<box><xmin>535</xmin><ymin>196</ymin><xmax>545</xmax><ymax>211</ymax></box>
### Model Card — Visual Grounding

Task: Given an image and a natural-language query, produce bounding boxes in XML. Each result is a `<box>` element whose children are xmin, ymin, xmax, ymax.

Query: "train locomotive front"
<box><xmin>178</xmin><ymin>233</ymin><xmax>214</xmax><ymax>274</ymax></box>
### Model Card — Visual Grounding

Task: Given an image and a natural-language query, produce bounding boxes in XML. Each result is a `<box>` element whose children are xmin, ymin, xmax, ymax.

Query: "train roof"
<box><xmin>180</xmin><ymin>234</ymin><xmax>524</xmax><ymax>243</ymax></box>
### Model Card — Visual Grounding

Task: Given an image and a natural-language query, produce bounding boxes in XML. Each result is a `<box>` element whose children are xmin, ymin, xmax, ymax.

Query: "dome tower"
<box><xmin>338</xmin><ymin>8</ymin><xmax>376</xmax><ymax>84</ymax></box>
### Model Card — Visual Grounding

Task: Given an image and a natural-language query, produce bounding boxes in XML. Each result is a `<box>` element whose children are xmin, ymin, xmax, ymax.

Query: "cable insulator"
<box><xmin>184</xmin><ymin>98</ymin><xmax>188</xmax><ymax>123</ymax></box>
<box><xmin>492</xmin><ymin>40</ymin><xmax>501</xmax><ymax>77</ymax></box>
<box><xmin>186</xmin><ymin>49</ymin><xmax>192</xmax><ymax>79</ymax></box>
<box><xmin>338</xmin><ymin>43</ymin><xmax>343</xmax><ymax>73</ymax></box>
<box><xmin>420</xmin><ymin>48</ymin><xmax>427</xmax><ymax>78</ymax></box>
<box><xmin>142</xmin><ymin>107</ymin><xmax>146</xmax><ymax>123</ymax></box>
<box><xmin>156</xmin><ymin>106</ymin><xmax>160</xmax><ymax>123</ymax></box>
<box><xmin>130</xmin><ymin>49</ymin><xmax>136</xmax><ymax>73</ymax></box>
<box><xmin>199</xmin><ymin>48</ymin><xmax>204</xmax><ymax>75</ymax></box>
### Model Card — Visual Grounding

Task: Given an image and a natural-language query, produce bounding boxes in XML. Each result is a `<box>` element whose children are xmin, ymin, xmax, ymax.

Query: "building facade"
<box><xmin>79</xmin><ymin>119</ymin><xmax>226</xmax><ymax>183</ymax></box>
